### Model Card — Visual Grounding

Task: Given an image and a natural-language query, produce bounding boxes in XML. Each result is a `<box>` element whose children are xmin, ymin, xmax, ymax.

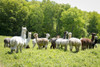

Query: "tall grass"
<box><xmin>0</xmin><ymin>35</ymin><xmax>100</xmax><ymax>67</ymax></box>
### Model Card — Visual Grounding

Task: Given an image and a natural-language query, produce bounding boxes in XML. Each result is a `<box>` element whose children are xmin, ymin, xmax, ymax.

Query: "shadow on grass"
<box><xmin>5</xmin><ymin>51</ymin><xmax>13</xmax><ymax>54</ymax></box>
<box><xmin>72</xmin><ymin>51</ymin><xmax>79</xmax><ymax>53</ymax></box>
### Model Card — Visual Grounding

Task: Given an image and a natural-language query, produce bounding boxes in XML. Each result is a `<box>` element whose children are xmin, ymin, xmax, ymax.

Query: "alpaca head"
<box><xmin>64</xmin><ymin>31</ymin><xmax>68</xmax><ymax>35</ymax></box>
<box><xmin>92</xmin><ymin>33</ymin><xmax>96</xmax><ymax>36</ymax></box>
<box><xmin>68</xmin><ymin>32</ymin><xmax>72</xmax><ymax>39</ymax></box>
<box><xmin>22</xmin><ymin>27</ymin><xmax>27</xmax><ymax>33</ymax></box>
<box><xmin>46</xmin><ymin>33</ymin><xmax>50</xmax><ymax>38</ymax></box>
<box><xmin>28</xmin><ymin>32</ymin><xmax>31</xmax><ymax>38</ymax></box>
<box><xmin>33</xmin><ymin>33</ymin><xmax>38</xmax><ymax>38</ymax></box>
<box><xmin>56</xmin><ymin>35</ymin><xmax>60</xmax><ymax>39</ymax></box>
<box><xmin>21</xmin><ymin>27</ymin><xmax>27</xmax><ymax>39</ymax></box>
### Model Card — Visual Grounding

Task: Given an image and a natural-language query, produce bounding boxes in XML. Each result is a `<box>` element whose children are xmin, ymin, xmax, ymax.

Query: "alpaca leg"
<box><xmin>54</xmin><ymin>43</ymin><xmax>56</xmax><ymax>49</ymax></box>
<box><xmin>81</xmin><ymin>45</ymin><xmax>84</xmax><ymax>50</ymax></box>
<box><xmin>75</xmin><ymin>46</ymin><xmax>79</xmax><ymax>52</ymax></box>
<box><xmin>53</xmin><ymin>43</ymin><xmax>56</xmax><ymax>49</ymax></box>
<box><xmin>33</xmin><ymin>44</ymin><xmax>35</xmax><ymax>48</ymax></box>
<box><xmin>20</xmin><ymin>45</ymin><xmax>22</xmax><ymax>53</ymax></box>
<box><xmin>70</xmin><ymin>46</ymin><xmax>73</xmax><ymax>51</ymax></box>
<box><xmin>56</xmin><ymin>44</ymin><xmax>59</xmax><ymax>49</ymax></box>
<box><xmin>45</xmin><ymin>45</ymin><xmax>47</xmax><ymax>49</ymax></box>
<box><xmin>11</xmin><ymin>49</ymin><xmax>13</xmax><ymax>53</ymax></box>
<box><xmin>89</xmin><ymin>44</ymin><xmax>92</xmax><ymax>49</ymax></box>
<box><xmin>43</xmin><ymin>45</ymin><xmax>45</xmax><ymax>48</ymax></box>
<box><xmin>38</xmin><ymin>45</ymin><xmax>40</xmax><ymax>49</ymax></box>
<box><xmin>65</xmin><ymin>45</ymin><xmax>67</xmax><ymax>51</ymax></box>
<box><xmin>16</xmin><ymin>46</ymin><xmax>18</xmax><ymax>53</ymax></box>
<box><xmin>50</xmin><ymin>44</ymin><xmax>53</xmax><ymax>49</ymax></box>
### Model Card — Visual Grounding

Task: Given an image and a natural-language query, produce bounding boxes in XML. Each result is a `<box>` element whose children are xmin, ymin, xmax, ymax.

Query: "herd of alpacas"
<box><xmin>4</xmin><ymin>27</ymin><xmax>98</xmax><ymax>53</ymax></box>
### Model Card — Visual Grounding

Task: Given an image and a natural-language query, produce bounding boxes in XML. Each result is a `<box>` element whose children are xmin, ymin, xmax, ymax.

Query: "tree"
<box><xmin>0</xmin><ymin>0</ymin><xmax>29</xmax><ymax>35</ymax></box>
<box><xmin>87</xmin><ymin>12</ymin><xmax>99</xmax><ymax>34</ymax></box>
<box><xmin>60</xmin><ymin>8</ymin><xmax>86</xmax><ymax>38</ymax></box>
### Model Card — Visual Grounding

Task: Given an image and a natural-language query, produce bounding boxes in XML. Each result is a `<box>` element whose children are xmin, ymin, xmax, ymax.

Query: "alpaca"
<box><xmin>24</xmin><ymin>32</ymin><xmax>31</xmax><ymax>48</ymax></box>
<box><xmin>91</xmin><ymin>36</ymin><xmax>98</xmax><ymax>48</ymax></box>
<box><xmin>32</xmin><ymin>33</ymin><xmax>50</xmax><ymax>48</ymax></box>
<box><xmin>56</xmin><ymin>31</ymin><xmax>69</xmax><ymax>51</ymax></box>
<box><xmin>68</xmin><ymin>32</ymin><xmax>81</xmax><ymax>52</ymax></box>
<box><xmin>81</xmin><ymin>33</ymin><xmax>96</xmax><ymax>50</ymax></box>
<box><xmin>50</xmin><ymin>35</ymin><xmax>60</xmax><ymax>49</ymax></box>
<box><xmin>10</xmin><ymin>27</ymin><xmax>27</xmax><ymax>53</ymax></box>
<box><xmin>4</xmin><ymin>38</ymin><xmax>10</xmax><ymax>48</ymax></box>
<box><xmin>33</xmin><ymin>33</ymin><xmax>50</xmax><ymax>49</ymax></box>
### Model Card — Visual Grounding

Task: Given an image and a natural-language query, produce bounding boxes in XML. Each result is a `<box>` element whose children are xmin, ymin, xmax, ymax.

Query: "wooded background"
<box><xmin>0</xmin><ymin>0</ymin><xmax>100</xmax><ymax>40</ymax></box>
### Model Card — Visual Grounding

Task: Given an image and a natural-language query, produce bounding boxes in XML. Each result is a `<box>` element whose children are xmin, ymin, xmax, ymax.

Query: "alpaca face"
<box><xmin>46</xmin><ymin>33</ymin><xmax>50</xmax><ymax>38</ymax></box>
<box><xmin>56</xmin><ymin>35</ymin><xmax>60</xmax><ymax>38</ymax></box>
<box><xmin>34</xmin><ymin>33</ymin><xmax>38</xmax><ymax>38</ymax></box>
<box><xmin>68</xmin><ymin>32</ymin><xmax>72</xmax><ymax>39</ymax></box>
<box><xmin>66</xmin><ymin>31</ymin><xmax>68</xmax><ymax>34</ymax></box>
<box><xmin>92</xmin><ymin>33</ymin><xmax>96</xmax><ymax>36</ymax></box>
<box><xmin>21</xmin><ymin>27</ymin><xmax>27</xmax><ymax>35</ymax></box>
<box><xmin>22</xmin><ymin>27</ymin><xmax>27</xmax><ymax>33</ymax></box>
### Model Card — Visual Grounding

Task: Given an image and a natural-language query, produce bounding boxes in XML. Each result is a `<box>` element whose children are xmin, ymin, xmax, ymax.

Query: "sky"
<box><xmin>29</xmin><ymin>0</ymin><xmax>100</xmax><ymax>13</ymax></box>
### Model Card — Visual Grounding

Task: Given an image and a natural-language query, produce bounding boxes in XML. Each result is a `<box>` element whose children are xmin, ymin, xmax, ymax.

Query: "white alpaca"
<box><xmin>10</xmin><ymin>27</ymin><xmax>27</xmax><ymax>53</ymax></box>
<box><xmin>24</xmin><ymin>32</ymin><xmax>31</xmax><ymax>48</ymax></box>
<box><xmin>68</xmin><ymin>32</ymin><xmax>81</xmax><ymax>52</ymax></box>
<box><xmin>33</xmin><ymin>33</ymin><xmax>50</xmax><ymax>49</ymax></box>
<box><xmin>56</xmin><ymin>31</ymin><xmax>69</xmax><ymax>51</ymax></box>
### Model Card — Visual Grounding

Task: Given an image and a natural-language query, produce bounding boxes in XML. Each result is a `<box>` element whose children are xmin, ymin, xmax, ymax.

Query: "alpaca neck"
<box><xmin>21</xmin><ymin>33</ymin><xmax>26</xmax><ymax>40</ymax></box>
<box><xmin>21</xmin><ymin>30</ymin><xmax>26</xmax><ymax>40</ymax></box>
<box><xmin>26</xmin><ymin>37</ymin><xmax>31</xmax><ymax>44</ymax></box>
<box><xmin>46</xmin><ymin>36</ymin><xmax>49</xmax><ymax>39</ymax></box>
<box><xmin>27</xmin><ymin>36</ymin><xmax>31</xmax><ymax>42</ymax></box>
<box><xmin>68</xmin><ymin>35</ymin><xmax>71</xmax><ymax>39</ymax></box>
<box><xmin>63</xmin><ymin>34</ymin><xmax>66</xmax><ymax>39</ymax></box>
<box><xmin>91</xmin><ymin>35</ymin><xmax>95</xmax><ymax>42</ymax></box>
<box><xmin>94</xmin><ymin>39</ymin><xmax>98</xmax><ymax>44</ymax></box>
<box><xmin>35</xmin><ymin>37</ymin><xmax>38</xmax><ymax>42</ymax></box>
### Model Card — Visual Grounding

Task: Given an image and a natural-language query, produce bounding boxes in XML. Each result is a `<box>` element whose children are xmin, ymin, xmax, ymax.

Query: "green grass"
<box><xmin>0</xmin><ymin>35</ymin><xmax>100</xmax><ymax>67</ymax></box>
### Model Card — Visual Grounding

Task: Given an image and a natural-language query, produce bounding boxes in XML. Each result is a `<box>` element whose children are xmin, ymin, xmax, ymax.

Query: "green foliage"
<box><xmin>60</xmin><ymin>8</ymin><xmax>86</xmax><ymax>38</ymax></box>
<box><xmin>0</xmin><ymin>0</ymin><xmax>100</xmax><ymax>38</ymax></box>
<box><xmin>0</xmin><ymin>0</ymin><xmax>29</xmax><ymax>35</ymax></box>
<box><xmin>0</xmin><ymin>35</ymin><xmax>100</xmax><ymax>67</ymax></box>
<box><xmin>87</xmin><ymin>12</ymin><xmax>99</xmax><ymax>34</ymax></box>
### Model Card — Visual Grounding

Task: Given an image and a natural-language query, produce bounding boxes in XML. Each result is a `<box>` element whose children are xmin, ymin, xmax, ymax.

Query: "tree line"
<box><xmin>0</xmin><ymin>0</ymin><xmax>100</xmax><ymax>40</ymax></box>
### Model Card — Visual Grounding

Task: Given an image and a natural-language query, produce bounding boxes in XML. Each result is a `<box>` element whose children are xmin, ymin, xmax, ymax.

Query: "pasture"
<box><xmin>0</xmin><ymin>35</ymin><xmax>100</xmax><ymax>67</ymax></box>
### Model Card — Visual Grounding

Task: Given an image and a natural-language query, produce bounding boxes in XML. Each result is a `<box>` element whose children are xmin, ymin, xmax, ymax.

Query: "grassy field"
<box><xmin>0</xmin><ymin>35</ymin><xmax>100</xmax><ymax>67</ymax></box>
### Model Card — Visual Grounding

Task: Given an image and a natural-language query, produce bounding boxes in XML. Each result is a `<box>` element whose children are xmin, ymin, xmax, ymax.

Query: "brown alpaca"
<box><xmin>33</xmin><ymin>33</ymin><xmax>50</xmax><ymax>49</ymax></box>
<box><xmin>81</xmin><ymin>33</ymin><xmax>96</xmax><ymax>50</ymax></box>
